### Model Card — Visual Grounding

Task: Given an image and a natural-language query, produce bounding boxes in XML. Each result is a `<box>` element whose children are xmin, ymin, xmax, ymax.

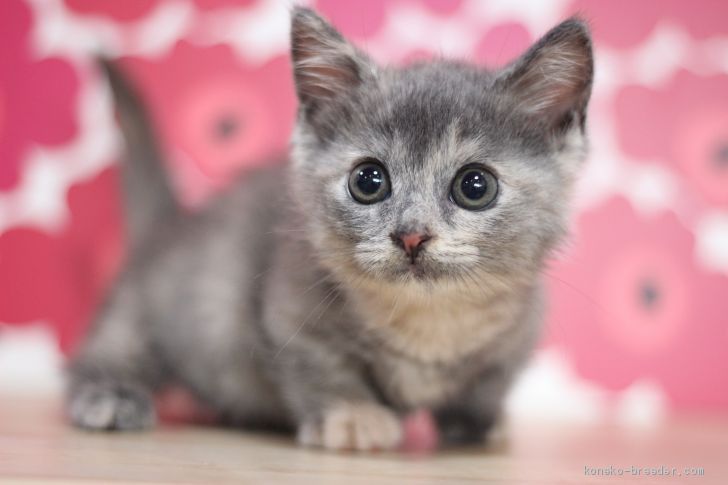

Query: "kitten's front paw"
<box><xmin>297</xmin><ymin>402</ymin><xmax>402</xmax><ymax>451</ymax></box>
<box><xmin>68</xmin><ymin>383</ymin><xmax>156</xmax><ymax>431</ymax></box>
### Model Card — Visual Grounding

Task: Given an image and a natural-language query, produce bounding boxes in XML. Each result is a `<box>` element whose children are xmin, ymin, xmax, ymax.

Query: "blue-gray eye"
<box><xmin>451</xmin><ymin>164</ymin><xmax>498</xmax><ymax>210</ymax></box>
<box><xmin>348</xmin><ymin>159</ymin><xmax>391</xmax><ymax>204</ymax></box>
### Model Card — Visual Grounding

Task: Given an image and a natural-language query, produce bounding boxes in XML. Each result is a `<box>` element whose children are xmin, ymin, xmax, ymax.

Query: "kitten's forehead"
<box><xmin>385</xmin><ymin>122</ymin><xmax>486</xmax><ymax>176</ymax></box>
<box><xmin>352</xmin><ymin>61</ymin><xmax>546</xmax><ymax>169</ymax></box>
<box><xmin>377</xmin><ymin>62</ymin><xmax>493</xmax><ymax>146</ymax></box>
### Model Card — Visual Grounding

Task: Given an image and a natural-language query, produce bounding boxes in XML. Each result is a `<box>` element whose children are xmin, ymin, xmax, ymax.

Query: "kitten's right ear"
<box><xmin>290</xmin><ymin>7</ymin><xmax>375</xmax><ymax>110</ymax></box>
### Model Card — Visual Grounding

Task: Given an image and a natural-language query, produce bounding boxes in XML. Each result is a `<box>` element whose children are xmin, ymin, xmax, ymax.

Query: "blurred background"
<box><xmin>1</xmin><ymin>0</ymin><xmax>726</xmax><ymax>425</ymax></box>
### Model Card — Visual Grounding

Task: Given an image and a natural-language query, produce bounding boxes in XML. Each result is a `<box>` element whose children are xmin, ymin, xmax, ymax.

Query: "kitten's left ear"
<box><xmin>290</xmin><ymin>7</ymin><xmax>376</xmax><ymax>112</ymax></box>
<box><xmin>496</xmin><ymin>18</ymin><xmax>593</xmax><ymax>134</ymax></box>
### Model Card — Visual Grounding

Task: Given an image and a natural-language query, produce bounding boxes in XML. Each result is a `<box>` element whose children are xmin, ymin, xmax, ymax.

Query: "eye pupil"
<box><xmin>356</xmin><ymin>166</ymin><xmax>383</xmax><ymax>195</ymax></box>
<box><xmin>460</xmin><ymin>171</ymin><xmax>487</xmax><ymax>200</ymax></box>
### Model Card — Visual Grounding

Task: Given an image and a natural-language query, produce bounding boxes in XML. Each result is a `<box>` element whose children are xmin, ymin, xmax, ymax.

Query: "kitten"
<box><xmin>67</xmin><ymin>7</ymin><xmax>593</xmax><ymax>451</ymax></box>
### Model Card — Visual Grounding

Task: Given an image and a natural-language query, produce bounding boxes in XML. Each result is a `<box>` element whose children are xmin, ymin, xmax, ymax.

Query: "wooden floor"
<box><xmin>0</xmin><ymin>395</ymin><xmax>726</xmax><ymax>484</ymax></box>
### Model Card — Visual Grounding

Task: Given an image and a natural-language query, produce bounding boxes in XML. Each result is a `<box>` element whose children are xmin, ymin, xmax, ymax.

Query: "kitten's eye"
<box><xmin>348</xmin><ymin>159</ymin><xmax>391</xmax><ymax>204</ymax></box>
<box><xmin>450</xmin><ymin>164</ymin><xmax>499</xmax><ymax>211</ymax></box>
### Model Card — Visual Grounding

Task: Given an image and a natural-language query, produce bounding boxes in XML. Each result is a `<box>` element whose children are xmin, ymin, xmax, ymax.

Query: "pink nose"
<box><xmin>391</xmin><ymin>231</ymin><xmax>432</xmax><ymax>262</ymax></box>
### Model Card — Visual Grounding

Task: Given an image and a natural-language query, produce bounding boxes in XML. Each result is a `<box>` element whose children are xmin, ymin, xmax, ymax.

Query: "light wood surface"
<box><xmin>0</xmin><ymin>394</ymin><xmax>725</xmax><ymax>484</ymax></box>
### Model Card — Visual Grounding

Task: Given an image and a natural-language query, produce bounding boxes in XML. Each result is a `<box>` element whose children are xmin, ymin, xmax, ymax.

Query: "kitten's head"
<box><xmin>288</xmin><ymin>7</ymin><xmax>593</xmax><ymax>291</ymax></box>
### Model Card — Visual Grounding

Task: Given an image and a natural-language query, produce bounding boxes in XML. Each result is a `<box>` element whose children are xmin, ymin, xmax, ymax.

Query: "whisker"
<box><xmin>274</xmin><ymin>284</ymin><xmax>341</xmax><ymax>358</ymax></box>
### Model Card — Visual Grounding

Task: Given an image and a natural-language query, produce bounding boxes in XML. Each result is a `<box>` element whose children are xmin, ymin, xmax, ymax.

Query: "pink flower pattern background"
<box><xmin>1</xmin><ymin>0</ymin><xmax>727</xmax><ymax>413</ymax></box>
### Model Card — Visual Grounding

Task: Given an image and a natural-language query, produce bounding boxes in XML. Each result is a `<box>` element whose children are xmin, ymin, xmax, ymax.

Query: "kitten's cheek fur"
<box><xmin>296</xmin><ymin>402</ymin><xmax>403</xmax><ymax>451</ymax></box>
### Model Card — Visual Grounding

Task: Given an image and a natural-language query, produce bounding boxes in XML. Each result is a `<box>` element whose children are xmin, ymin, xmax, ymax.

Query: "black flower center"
<box><xmin>214</xmin><ymin>114</ymin><xmax>240</xmax><ymax>141</ymax></box>
<box><xmin>639</xmin><ymin>279</ymin><xmax>660</xmax><ymax>310</ymax></box>
<box><xmin>712</xmin><ymin>142</ymin><xmax>728</xmax><ymax>170</ymax></box>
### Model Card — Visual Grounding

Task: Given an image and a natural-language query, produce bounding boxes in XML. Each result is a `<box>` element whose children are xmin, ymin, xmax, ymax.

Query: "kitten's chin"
<box><xmin>395</xmin><ymin>263</ymin><xmax>435</xmax><ymax>281</ymax></box>
<box><xmin>324</xmin><ymin>249</ymin><xmax>468</xmax><ymax>287</ymax></box>
<box><xmin>370</xmin><ymin>260</ymin><xmax>454</xmax><ymax>285</ymax></box>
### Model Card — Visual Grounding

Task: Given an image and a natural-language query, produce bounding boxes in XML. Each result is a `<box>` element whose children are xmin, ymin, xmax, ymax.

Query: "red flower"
<box><xmin>0</xmin><ymin>0</ymin><xmax>79</xmax><ymax>191</ymax></box>
<box><xmin>545</xmin><ymin>198</ymin><xmax>728</xmax><ymax>410</ymax></box>
<box><xmin>193</xmin><ymin>0</ymin><xmax>255</xmax><ymax>10</ymax></box>
<box><xmin>120</xmin><ymin>41</ymin><xmax>296</xmax><ymax>204</ymax></box>
<box><xmin>419</xmin><ymin>0</ymin><xmax>464</xmax><ymax>16</ymax></box>
<box><xmin>615</xmin><ymin>71</ymin><xmax>728</xmax><ymax>208</ymax></box>
<box><xmin>315</xmin><ymin>0</ymin><xmax>464</xmax><ymax>41</ymax></box>
<box><xmin>569</xmin><ymin>0</ymin><xmax>728</xmax><ymax>49</ymax></box>
<box><xmin>315</xmin><ymin>0</ymin><xmax>388</xmax><ymax>40</ymax></box>
<box><xmin>474</xmin><ymin>22</ymin><xmax>533</xmax><ymax>68</ymax></box>
<box><xmin>64</xmin><ymin>0</ymin><xmax>158</xmax><ymax>23</ymax></box>
<box><xmin>64</xmin><ymin>0</ymin><xmax>256</xmax><ymax>23</ymax></box>
<box><xmin>397</xmin><ymin>21</ymin><xmax>532</xmax><ymax>70</ymax></box>
<box><xmin>0</xmin><ymin>168</ymin><xmax>124</xmax><ymax>354</ymax></box>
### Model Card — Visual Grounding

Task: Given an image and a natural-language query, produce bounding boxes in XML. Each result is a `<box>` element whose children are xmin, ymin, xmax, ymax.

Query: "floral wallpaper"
<box><xmin>1</xmin><ymin>0</ymin><xmax>726</xmax><ymax>414</ymax></box>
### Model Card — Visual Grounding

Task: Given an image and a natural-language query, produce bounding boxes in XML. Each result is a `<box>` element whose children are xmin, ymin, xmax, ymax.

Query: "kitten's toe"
<box><xmin>297</xmin><ymin>402</ymin><xmax>402</xmax><ymax>451</ymax></box>
<box><xmin>68</xmin><ymin>383</ymin><xmax>156</xmax><ymax>431</ymax></box>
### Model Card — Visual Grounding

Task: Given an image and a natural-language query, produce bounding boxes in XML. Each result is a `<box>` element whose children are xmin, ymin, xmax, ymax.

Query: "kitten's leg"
<box><xmin>276</xmin><ymin>344</ymin><xmax>402</xmax><ymax>451</ymax></box>
<box><xmin>66</xmin><ymin>284</ymin><xmax>165</xmax><ymax>431</ymax></box>
<box><xmin>435</xmin><ymin>366</ymin><xmax>513</xmax><ymax>445</ymax></box>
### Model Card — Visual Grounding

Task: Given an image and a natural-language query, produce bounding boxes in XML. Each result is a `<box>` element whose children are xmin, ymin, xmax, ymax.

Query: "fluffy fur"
<box><xmin>67</xmin><ymin>7</ymin><xmax>593</xmax><ymax>450</ymax></box>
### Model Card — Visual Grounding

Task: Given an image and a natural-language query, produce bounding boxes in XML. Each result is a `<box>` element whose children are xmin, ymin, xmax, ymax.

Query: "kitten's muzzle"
<box><xmin>390</xmin><ymin>230</ymin><xmax>432</xmax><ymax>264</ymax></box>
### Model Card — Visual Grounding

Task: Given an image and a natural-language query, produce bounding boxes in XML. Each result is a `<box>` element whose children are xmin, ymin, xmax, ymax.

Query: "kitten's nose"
<box><xmin>390</xmin><ymin>231</ymin><xmax>432</xmax><ymax>263</ymax></box>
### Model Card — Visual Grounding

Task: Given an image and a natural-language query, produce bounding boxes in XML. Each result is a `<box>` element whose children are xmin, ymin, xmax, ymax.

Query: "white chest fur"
<box><xmin>354</xmin><ymin>282</ymin><xmax>517</xmax><ymax>364</ymax></box>
<box><xmin>352</xmin><ymin>283</ymin><xmax>519</xmax><ymax>408</ymax></box>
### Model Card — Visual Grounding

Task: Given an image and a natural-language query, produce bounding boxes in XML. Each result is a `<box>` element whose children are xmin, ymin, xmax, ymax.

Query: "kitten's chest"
<box><xmin>352</xmin><ymin>286</ymin><xmax>517</xmax><ymax>408</ymax></box>
<box><xmin>370</xmin><ymin>355</ymin><xmax>462</xmax><ymax>409</ymax></box>
<box><xmin>355</xmin><ymin>286</ymin><xmax>514</xmax><ymax>363</ymax></box>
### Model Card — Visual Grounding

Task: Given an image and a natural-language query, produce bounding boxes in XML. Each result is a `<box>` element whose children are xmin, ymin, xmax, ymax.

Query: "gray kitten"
<box><xmin>67</xmin><ymin>7</ymin><xmax>593</xmax><ymax>450</ymax></box>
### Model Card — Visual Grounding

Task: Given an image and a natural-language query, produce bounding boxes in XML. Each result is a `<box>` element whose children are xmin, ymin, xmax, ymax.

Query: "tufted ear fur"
<box><xmin>290</xmin><ymin>7</ymin><xmax>376</xmax><ymax>113</ymax></box>
<box><xmin>496</xmin><ymin>18</ymin><xmax>593</xmax><ymax>134</ymax></box>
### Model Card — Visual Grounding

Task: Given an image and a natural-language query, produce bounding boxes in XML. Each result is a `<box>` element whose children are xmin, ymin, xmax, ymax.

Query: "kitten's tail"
<box><xmin>99</xmin><ymin>58</ymin><xmax>179</xmax><ymax>249</ymax></box>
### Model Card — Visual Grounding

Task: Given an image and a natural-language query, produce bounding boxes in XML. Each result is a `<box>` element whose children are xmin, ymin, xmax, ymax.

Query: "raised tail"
<box><xmin>99</xmin><ymin>58</ymin><xmax>179</xmax><ymax>249</ymax></box>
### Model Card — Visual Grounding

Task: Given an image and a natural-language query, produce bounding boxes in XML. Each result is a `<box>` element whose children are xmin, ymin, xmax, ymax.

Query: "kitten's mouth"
<box><xmin>349</xmin><ymin>250</ymin><xmax>451</xmax><ymax>283</ymax></box>
<box><xmin>406</xmin><ymin>262</ymin><xmax>428</xmax><ymax>279</ymax></box>
<box><xmin>388</xmin><ymin>258</ymin><xmax>446</xmax><ymax>282</ymax></box>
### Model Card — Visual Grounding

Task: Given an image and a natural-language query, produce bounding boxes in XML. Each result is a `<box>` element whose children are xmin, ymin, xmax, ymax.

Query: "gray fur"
<box><xmin>98</xmin><ymin>59</ymin><xmax>179</xmax><ymax>250</ymax></box>
<box><xmin>67</xmin><ymin>7</ymin><xmax>593</xmax><ymax>450</ymax></box>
